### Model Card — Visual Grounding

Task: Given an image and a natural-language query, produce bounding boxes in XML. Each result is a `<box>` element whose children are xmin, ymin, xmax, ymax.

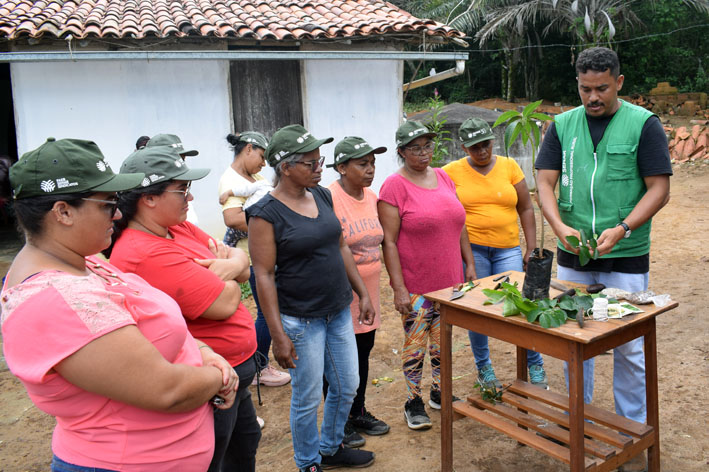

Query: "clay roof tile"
<box><xmin>0</xmin><ymin>0</ymin><xmax>463</xmax><ymax>40</ymax></box>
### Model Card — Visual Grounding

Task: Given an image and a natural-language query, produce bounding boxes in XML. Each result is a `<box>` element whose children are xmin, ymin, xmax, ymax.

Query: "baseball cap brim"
<box><xmin>298</xmin><ymin>137</ymin><xmax>334</xmax><ymax>154</ymax></box>
<box><xmin>181</xmin><ymin>149</ymin><xmax>199</xmax><ymax>157</ymax></box>
<box><xmin>399</xmin><ymin>132</ymin><xmax>437</xmax><ymax>147</ymax></box>
<box><xmin>92</xmin><ymin>172</ymin><xmax>146</xmax><ymax>192</ymax></box>
<box><xmin>462</xmin><ymin>134</ymin><xmax>494</xmax><ymax>147</ymax></box>
<box><xmin>175</xmin><ymin>167</ymin><xmax>210</xmax><ymax>181</ymax></box>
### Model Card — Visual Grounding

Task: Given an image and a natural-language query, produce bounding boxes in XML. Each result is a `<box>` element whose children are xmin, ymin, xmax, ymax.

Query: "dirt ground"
<box><xmin>1</xmin><ymin>162</ymin><xmax>708</xmax><ymax>472</ymax></box>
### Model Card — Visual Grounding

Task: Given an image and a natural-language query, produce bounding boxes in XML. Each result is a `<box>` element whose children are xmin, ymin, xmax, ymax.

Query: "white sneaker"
<box><xmin>254</xmin><ymin>364</ymin><xmax>291</xmax><ymax>387</ymax></box>
<box><xmin>257</xmin><ymin>416</ymin><xmax>265</xmax><ymax>429</ymax></box>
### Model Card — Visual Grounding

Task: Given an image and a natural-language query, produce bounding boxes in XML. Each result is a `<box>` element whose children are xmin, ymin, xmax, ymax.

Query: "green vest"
<box><xmin>555</xmin><ymin>100</ymin><xmax>654</xmax><ymax>258</ymax></box>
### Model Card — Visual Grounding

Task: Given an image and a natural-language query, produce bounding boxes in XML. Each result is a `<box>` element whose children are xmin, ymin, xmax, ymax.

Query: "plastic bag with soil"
<box><xmin>523</xmin><ymin>248</ymin><xmax>554</xmax><ymax>300</ymax></box>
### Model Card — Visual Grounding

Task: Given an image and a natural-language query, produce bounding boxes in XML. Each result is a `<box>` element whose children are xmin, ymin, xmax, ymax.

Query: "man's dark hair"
<box><xmin>575</xmin><ymin>47</ymin><xmax>620</xmax><ymax>78</ymax></box>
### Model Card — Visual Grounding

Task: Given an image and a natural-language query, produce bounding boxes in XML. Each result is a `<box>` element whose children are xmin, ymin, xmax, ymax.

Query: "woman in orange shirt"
<box><xmin>442</xmin><ymin>117</ymin><xmax>548</xmax><ymax>391</ymax></box>
<box><xmin>326</xmin><ymin>137</ymin><xmax>389</xmax><ymax>448</ymax></box>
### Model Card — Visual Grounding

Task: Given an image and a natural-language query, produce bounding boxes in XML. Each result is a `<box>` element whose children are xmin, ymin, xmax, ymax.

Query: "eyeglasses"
<box><xmin>164</xmin><ymin>183</ymin><xmax>192</xmax><ymax>199</ymax></box>
<box><xmin>82</xmin><ymin>197</ymin><xmax>120</xmax><ymax>218</ymax></box>
<box><xmin>404</xmin><ymin>142</ymin><xmax>435</xmax><ymax>155</ymax></box>
<box><xmin>294</xmin><ymin>156</ymin><xmax>325</xmax><ymax>172</ymax></box>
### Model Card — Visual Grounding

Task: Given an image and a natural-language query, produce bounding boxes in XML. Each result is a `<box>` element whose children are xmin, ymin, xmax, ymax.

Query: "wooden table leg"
<box><xmin>516</xmin><ymin>345</ymin><xmax>528</xmax><ymax>381</ymax></box>
<box><xmin>440</xmin><ymin>309</ymin><xmax>453</xmax><ymax>472</ymax></box>
<box><xmin>645</xmin><ymin>319</ymin><xmax>660</xmax><ymax>471</ymax></box>
<box><xmin>568</xmin><ymin>342</ymin><xmax>585</xmax><ymax>472</ymax></box>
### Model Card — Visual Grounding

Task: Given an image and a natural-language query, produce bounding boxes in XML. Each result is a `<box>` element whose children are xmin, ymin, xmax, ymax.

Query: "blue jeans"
<box><xmin>558</xmin><ymin>266</ymin><xmax>648</xmax><ymax>424</ymax></box>
<box><xmin>468</xmin><ymin>243</ymin><xmax>544</xmax><ymax>369</ymax></box>
<box><xmin>250</xmin><ymin>267</ymin><xmax>270</xmax><ymax>369</ymax></box>
<box><xmin>281</xmin><ymin>307</ymin><xmax>359</xmax><ymax>469</ymax></box>
<box><xmin>51</xmin><ymin>456</ymin><xmax>116</xmax><ymax>472</ymax></box>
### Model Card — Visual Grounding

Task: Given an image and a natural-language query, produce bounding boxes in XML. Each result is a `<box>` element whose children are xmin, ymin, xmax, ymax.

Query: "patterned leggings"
<box><xmin>401</xmin><ymin>294</ymin><xmax>441</xmax><ymax>400</ymax></box>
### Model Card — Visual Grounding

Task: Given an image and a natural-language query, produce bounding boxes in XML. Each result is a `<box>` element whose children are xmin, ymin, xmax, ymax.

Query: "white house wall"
<box><xmin>302</xmin><ymin>57</ymin><xmax>403</xmax><ymax>193</ymax></box>
<box><xmin>11</xmin><ymin>59</ymin><xmax>233</xmax><ymax>236</ymax></box>
<box><xmin>11</xmin><ymin>55</ymin><xmax>404</xmax><ymax>238</ymax></box>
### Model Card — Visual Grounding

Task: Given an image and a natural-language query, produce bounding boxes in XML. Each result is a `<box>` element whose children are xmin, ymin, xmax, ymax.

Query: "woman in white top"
<box><xmin>218</xmin><ymin>132</ymin><xmax>291</xmax><ymax>388</ymax></box>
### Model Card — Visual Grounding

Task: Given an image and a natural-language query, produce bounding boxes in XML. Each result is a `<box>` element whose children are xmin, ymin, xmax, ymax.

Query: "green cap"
<box><xmin>265</xmin><ymin>124</ymin><xmax>333</xmax><ymax>166</ymax></box>
<box><xmin>327</xmin><ymin>136</ymin><xmax>387</xmax><ymax>168</ymax></box>
<box><xmin>395</xmin><ymin>121</ymin><xmax>437</xmax><ymax>147</ymax></box>
<box><xmin>236</xmin><ymin>131</ymin><xmax>269</xmax><ymax>149</ymax></box>
<box><xmin>146</xmin><ymin>133</ymin><xmax>198</xmax><ymax>157</ymax></box>
<box><xmin>9</xmin><ymin>138</ymin><xmax>145</xmax><ymax>200</ymax></box>
<box><xmin>459</xmin><ymin>117</ymin><xmax>494</xmax><ymax>147</ymax></box>
<box><xmin>120</xmin><ymin>145</ymin><xmax>210</xmax><ymax>187</ymax></box>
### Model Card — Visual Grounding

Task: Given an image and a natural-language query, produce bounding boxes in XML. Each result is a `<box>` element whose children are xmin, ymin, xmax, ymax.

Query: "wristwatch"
<box><xmin>616</xmin><ymin>222</ymin><xmax>631</xmax><ymax>239</ymax></box>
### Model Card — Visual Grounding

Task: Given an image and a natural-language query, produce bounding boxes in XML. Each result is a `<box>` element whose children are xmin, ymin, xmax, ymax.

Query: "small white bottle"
<box><xmin>592</xmin><ymin>298</ymin><xmax>608</xmax><ymax>321</ymax></box>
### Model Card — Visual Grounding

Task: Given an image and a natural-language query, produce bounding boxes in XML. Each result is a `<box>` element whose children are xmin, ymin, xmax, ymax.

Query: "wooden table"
<box><xmin>425</xmin><ymin>271</ymin><xmax>678</xmax><ymax>471</ymax></box>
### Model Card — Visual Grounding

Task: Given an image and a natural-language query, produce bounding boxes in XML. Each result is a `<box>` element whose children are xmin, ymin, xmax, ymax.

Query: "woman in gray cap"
<box><xmin>247</xmin><ymin>125</ymin><xmax>376</xmax><ymax>472</ymax></box>
<box><xmin>378</xmin><ymin>121</ymin><xmax>476</xmax><ymax>431</ymax></box>
<box><xmin>442</xmin><ymin>117</ymin><xmax>547</xmax><ymax>391</ymax></box>
<box><xmin>1</xmin><ymin>138</ymin><xmax>238</xmax><ymax>472</ymax></box>
<box><xmin>107</xmin><ymin>145</ymin><xmax>260</xmax><ymax>472</ymax></box>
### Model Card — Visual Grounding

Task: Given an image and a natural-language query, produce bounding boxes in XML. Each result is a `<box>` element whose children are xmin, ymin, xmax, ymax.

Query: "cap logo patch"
<box><xmin>276</xmin><ymin>150</ymin><xmax>289</xmax><ymax>159</ymax></box>
<box><xmin>174</xmin><ymin>160</ymin><xmax>183</xmax><ymax>167</ymax></box>
<box><xmin>149</xmin><ymin>174</ymin><xmax>163</xmax><ymax>182</ymax></box>
<box><xmin>296</xmin><ymin>132</ymin><xmax>312</xmax><ymax>144</ymax></box>
<box><xmin>170</xmin><ymin>143</ymin><xmax>185</xmax><ymax>151</ymax></box>
<box><xmin>336</xmin><ymin>152</ymin><xmax>346</xmax><ymax>159</ymax></box>
<box><xmin>40</xmin><ymin>180</ymin><xmax>56</xmax><ymax>192</ymax></box>
<box><xmin>141</xmin><ymin>177</ymin><xmax>151</xmax><ymax>187</ymax></box>
<box><xmin>56</xmin><ymin>177</ymin><xmax>78</xmax><ymax>189</ymax></box>
<box><xmin>96</xmin><ymin>161</ymin><xmax>107</xmax><ymax>172</ymax></box>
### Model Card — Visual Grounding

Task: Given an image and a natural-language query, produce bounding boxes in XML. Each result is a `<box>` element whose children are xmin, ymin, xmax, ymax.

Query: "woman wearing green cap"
<box><xmin>0</xmin><ymin>138</ymin><xmax>238</xmax><ymax>472</ymax></box>
<box><xmin>442</xmin><ymin>117</ymin><xmax>548</xmax><ymax>390</ymax></box>
<box><xmin>107</xmin><ymin>145</ymin><xmax>261</xmax><ymax>472</ymax></box>
<box><xmin>218</xmin><ymin>131</ymin><xmax>291</xmax><ymax>390</ymax></box>
<box><xmin>247</xmin><ymin>125</ymin><xmax>376</xmax><ymax>472</ymax></box>
<box><xmin>326</xmin><ymin>136</ymin><xmax>390</xmax><ymax>448</ymax></box>
<box><xmin>378</xmin><ymin>120</ymin><xmax>476</xmax><ymax>431</ymax></box>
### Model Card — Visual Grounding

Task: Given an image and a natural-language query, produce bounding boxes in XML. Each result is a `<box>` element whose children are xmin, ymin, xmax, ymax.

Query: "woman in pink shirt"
<box><xmin>0</xmin><ymin>138</ymin><xmax>238</xmax><ymax>472</ymax></box>
<box><xmin>378</xmin><ymin>121</ymin><xmax>476</xmax><ymax>431</ymax></box>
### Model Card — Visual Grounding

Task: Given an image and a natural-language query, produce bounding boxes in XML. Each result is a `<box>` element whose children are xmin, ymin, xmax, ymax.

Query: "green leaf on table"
<box><xmin>502</xmin><ymin>297</ymin><xmax>521</xmax><ymax>317</ymax></box>
<box><xmin>558</xmin><ymin>295</ymin><xmax>576</xmax><ymax>311</ymax></box>
<box><xmin>513</xmin><ymin>297</ymin><xmax>538</xmax><ymax>314</ymax></box>
<box><xmin>526</xmin><ymin>307</ymin><xmax>542</xmax><ymax>323</ymax></box>
<box><xmin>482</xmin><ymin>289</ymin><xmax>506</xmax><ymax>304</ymax></box>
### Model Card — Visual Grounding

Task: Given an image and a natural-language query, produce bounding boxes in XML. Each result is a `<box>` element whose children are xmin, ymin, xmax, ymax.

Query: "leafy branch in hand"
<box><xmin>565</xmin><ymin>228</ymin><xmax>599</xmax><ymax>266</ymax></box>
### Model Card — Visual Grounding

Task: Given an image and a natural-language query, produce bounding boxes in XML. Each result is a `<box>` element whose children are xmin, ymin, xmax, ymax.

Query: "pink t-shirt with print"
<box><xmin>328</xmin><ymin>182</ymin><xmax>383</xmax><ymax>333</ymax></box>
<box><xmin>0</xmin><ymin>257</ymin><xmax>214</xmax><ymax>471</ymax></box>
<box><xmin>378</xmin><ymin>167</ymin><xmax>466</xmax><ymax>294</ymax></box>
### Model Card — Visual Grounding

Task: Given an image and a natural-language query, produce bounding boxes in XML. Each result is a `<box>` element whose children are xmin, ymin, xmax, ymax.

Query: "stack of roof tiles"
<box><xmin>0</xmin><ymin>0</ymin><xmax>463</xmax><ymax>40</ymax></box>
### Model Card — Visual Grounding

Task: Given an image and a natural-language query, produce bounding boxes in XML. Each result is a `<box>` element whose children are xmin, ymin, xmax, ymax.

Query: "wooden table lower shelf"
<box><xmin>425</xmin><ymin>271</ymin><xmax>678</xmax><ymax>472</ymax></box>
<box><xmin>452</xmin><ymin>380</ymin><xmax>654</xmax><ymax>471</ymax></box>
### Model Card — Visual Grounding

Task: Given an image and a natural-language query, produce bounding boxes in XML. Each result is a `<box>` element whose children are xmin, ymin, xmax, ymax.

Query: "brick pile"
<box><xmin>667</xmin><ymin>123</ymin><xmax>709</xmax><ymax>163</ymax></box>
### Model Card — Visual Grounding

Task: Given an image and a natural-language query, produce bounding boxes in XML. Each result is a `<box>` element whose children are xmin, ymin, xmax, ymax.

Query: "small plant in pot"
<box><xmin>492</xmin><ymin>100</ymin><xmax>554</xmax><ymax>300</ymax></box>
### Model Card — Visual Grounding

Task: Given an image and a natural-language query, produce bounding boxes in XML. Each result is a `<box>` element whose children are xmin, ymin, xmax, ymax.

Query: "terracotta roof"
<box><xmin>0</xmin><ymin>1</ymin><xmax>463</xmax><ymax>41</ymax></box>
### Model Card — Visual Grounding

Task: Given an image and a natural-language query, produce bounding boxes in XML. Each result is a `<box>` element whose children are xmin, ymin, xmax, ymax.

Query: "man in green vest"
<box><xmin>536</xmin><ymin>47</ymin><xmax>671</xmax><ymax>471</ymax></box>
